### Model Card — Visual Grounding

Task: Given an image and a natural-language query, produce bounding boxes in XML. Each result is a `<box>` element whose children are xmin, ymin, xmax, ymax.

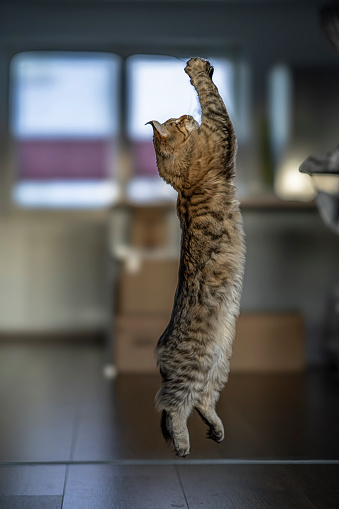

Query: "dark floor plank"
<box><xmin>219</xmin><ymin>372</ymin><xmax>339</xmax><ymax>459</ymax></box>
<box><xmin>74</xmin><ymin>370</ymin><xmax>339</xmax><ymax>461</ymax></box>
<box><xmin>287</xmin><ymin>465</ymin><xmax>339</xmax><ymax>509</ymax></box>
<box><xmin>0</xmin><ymin>344</ymin><xmax>82</xmax><ymax>462</ymax></box>
<box><xmin>0</xmin><ymin>465</ymin><xmax>66</xmax><ymax>496</ymax></box>
<box><xmin>0</xmin><ymin>465</ymin><xmax>65</xmax><ymax>509</ymax></box>
<box><xmin>178</xmin><ymin>465</ymin><xmax>315</xmax><ymax>509</ymax></box>
<box><xmin>0</xmin><ymin>408</ymin><xmax>75</xmax><ymax>463</ymax></box>
<box><xmin>302</xmin><ymin>491</ymin><xmax>339</xmax><ymax>509</ymax></box>
<box><xmin>73</xmin><ymin>373</ymin><xmax>172</xmax><ymax>460</ymax></box>
<box><xmin>74</xmin><ymin>373</ymin><xmax>262</xmax><ymax>461</ymax></box>
<box><xmin>287</xmin><ymin>464</ymin><xmax>339</xmax><ymax>491</ymax></box>
<box><xmin>0</xmin><ymin>495</ymin><xmax>62</xmax><ymax>509</ymax></box>
<box><xmin>188</xmin><ymin>401</ymin><xmax>263</xmax><ymax>459</ymax></box>
<box><xmin>1</xmin><ymin>343</ymin><xmax>339</xmax><ymax>463</ymax></box>
<box><xmin>62</xmin><ymin>464</ymin><xmax>187</xmax><ymax>509</ymax></box>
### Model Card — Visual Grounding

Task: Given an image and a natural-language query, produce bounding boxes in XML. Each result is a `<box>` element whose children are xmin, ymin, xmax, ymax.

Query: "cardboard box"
<box><xmin>231</xmin><ymin>312</ymin><xmax>305</xmax><ymax>372</ymax></box>
<box><xmin>115</xmin><ymin>315</ymin><xmax>169</xmax><ymax>373</ymax></box>
<box><xmin>117</xmin><ymin>259</ymin><xmax>179</xmax><ymax>314</ymax></box>
<box><xmin>115</xmin><ymin>312</ymin><xmax>305</xmax><ymax>374</ymax></box>
<box><xmin>130</xmin><ymin>207</ymin><xmax>168</xmax><ymax>249</ymax></box>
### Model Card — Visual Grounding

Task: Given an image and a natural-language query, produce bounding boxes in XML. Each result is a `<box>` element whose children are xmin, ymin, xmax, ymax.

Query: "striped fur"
<box><xmin>149</xmin><ymin>58</ymin><xmax>245</xmax><ymax>456</ymax></box>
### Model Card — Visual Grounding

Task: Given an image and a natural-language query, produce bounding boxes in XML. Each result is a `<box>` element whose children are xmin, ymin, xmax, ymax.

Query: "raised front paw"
<box><xmin>184</xmin><ymin>57</ymin><xmax>214</xmax><ymax>81</ymax></box>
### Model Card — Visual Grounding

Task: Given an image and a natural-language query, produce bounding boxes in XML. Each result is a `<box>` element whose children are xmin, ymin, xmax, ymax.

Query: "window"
<box><xmin>10</xmin><ymin>52</ymin><xmax>245</xmax><ymax>207</ymax></box>
<box><xmin>11</xmin><ymin>52</ymin><xmax>120</xmax><ymax>208</ymax></box>
<box><xmin>269</xmin><ymin>65</ymin><xmax>315</xmax><ymax>201</ymax></box>
<box><xmin>126</xmin><ymin>55</ymin><xmax>237</xmax><ymax>203</ymax></box>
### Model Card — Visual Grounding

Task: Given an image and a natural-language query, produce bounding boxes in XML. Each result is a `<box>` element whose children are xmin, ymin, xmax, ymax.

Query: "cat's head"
<box><xmin>147</xmin><ymin>115</ymin><xmax>199</xmax><ymax>191</ymax></box>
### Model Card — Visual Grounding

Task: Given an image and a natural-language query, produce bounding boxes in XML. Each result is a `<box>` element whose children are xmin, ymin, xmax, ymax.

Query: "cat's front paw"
<box><xmin>185</xmin><ymin>57</ymin><xmax>214</xmax><ymax>81</ymax></box>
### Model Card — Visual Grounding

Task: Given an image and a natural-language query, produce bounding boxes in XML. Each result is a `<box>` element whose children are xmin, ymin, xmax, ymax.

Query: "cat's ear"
<box><xmin>146</xmin><ymin>120</ymin><xmax>168</xmax><ymax>139</ymax></box>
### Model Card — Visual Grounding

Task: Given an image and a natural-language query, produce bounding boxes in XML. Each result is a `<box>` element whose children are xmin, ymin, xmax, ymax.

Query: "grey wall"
<box><xmin>0</xmin><ymin>212</ymin><xmax>109</xmax><ymax>332</ymax></box>
<box><xmin>242</xmin><ymin>207</ymin><xmax>339</xmax><ymax>366</ymax></box>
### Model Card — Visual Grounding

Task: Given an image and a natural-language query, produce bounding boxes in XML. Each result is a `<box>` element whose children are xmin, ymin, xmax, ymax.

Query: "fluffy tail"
<box><xmin>160</xmin><ymin>410</ymin><xmax>173</xmax><ymax>442</ymax></box>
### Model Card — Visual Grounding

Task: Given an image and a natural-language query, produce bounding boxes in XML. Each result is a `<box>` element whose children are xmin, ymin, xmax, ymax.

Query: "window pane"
<box><xmin>127</xmin><ymin>55</ymin><xmax>235</xmax><ymax>183</ymax></box>
<box><xmin>127</xmin><ymin>55</ymin><xmax>234</xmax><ymax>141</ymax></box>
<box><xmin>10</xmin><ymin>52</ymin><xmax>120</xmax><ymax>208</ymax></box>
<box><xmin>12</xmin><ymin>52</ymin><xmax>118</xmax><ymax>138</ymax></box>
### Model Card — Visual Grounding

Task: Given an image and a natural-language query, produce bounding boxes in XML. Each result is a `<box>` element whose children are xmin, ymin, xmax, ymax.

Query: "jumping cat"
<box><xmin>147</xmin><ymin>57</ymin><xmax>245</xmax><ymax>456</ymax></box>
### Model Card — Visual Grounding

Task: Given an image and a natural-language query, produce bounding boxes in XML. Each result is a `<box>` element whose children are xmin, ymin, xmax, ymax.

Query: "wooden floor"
<box><xmin>0</xmin><ymin>343</ymin><xmax>338</xmax><ymax>508</ymax></box>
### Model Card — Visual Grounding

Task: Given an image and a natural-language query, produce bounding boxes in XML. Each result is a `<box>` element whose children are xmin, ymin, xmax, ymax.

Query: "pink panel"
<box><xmin>131</xmin><ymin>140</ymin><xmax>158</xmax><ymax>177</ymax></box>
<box><xmin>17</xmin><ymin>139</ymin><xmax>114</xmax><ymax>180</ymax></box>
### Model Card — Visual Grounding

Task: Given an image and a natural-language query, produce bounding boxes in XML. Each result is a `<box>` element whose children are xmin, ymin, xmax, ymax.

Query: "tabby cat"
<box><xmin>147</xmin><ymin>57</ymin><xmax>245</xmax><ymax>456</ymax></box>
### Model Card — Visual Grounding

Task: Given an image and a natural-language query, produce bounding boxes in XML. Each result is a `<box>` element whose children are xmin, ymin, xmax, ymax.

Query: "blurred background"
<box><xmin>0</xmin><ymin>0</ymin><xmax>339</xmax><ymax>375</ymax></box>
<box><xmin>1</xmin><ymin>6</ymin><xmax>339</xmax><ymax>506</ymax></box>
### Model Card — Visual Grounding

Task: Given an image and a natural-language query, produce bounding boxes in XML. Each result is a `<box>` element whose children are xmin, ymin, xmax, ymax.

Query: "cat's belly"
<box><xmin>155</xmin><ymin>284</ymin><xmax>241</xmax><ymax>377</ymax></box>
<box><xmin>207</xmin><ymin>303</ymin><xmax>236</xmax><ymax>374</ymax></box>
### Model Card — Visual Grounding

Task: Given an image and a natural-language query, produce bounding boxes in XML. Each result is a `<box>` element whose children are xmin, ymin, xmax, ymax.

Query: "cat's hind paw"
<box><xmin>175</xmin><ymin>446</ymin><xmax>190</xmax><ymax>458</ymax></box>
<box><xmin>173</xmin><ymin>437</ymin><xmax>190</xmax><ymax>457</ymax></box>
<box><xmin>184</xmin><ymin>57</ymin><xmax>214</xmax><ymax>81</ymax></box>
<box><xmin>207</xmin><ymin>426</ymin><xmax>224</xmax><ymax>443</ymax></box>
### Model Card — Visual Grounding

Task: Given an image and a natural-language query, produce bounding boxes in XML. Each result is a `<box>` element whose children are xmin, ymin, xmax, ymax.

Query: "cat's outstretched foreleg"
<box><xmin>184</xmin><ymin>57</ymin><xmax>232</xmax><ymax>132</ymax></box>
<box><xmin>184</xmin><ymin>57</ymin><xmax>237</xmax><ymax>173</ymax></box>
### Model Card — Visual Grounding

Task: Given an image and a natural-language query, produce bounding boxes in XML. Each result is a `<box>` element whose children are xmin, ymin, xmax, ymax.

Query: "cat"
<box><xmin>147</xmin><ymin>57</ymin><xmax>245</xmax><ymax>456</ymax></box>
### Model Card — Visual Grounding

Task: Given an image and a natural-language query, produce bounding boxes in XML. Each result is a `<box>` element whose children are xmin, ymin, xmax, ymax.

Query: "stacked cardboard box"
<box><xmin>113</xmin><ymin>207</ymin><xmax>305</xmax><ymax>373</ymax></box>
<box><xmin>115</xmin><ymin>258</ymin><xmax>179</xmax><ymax>373</ymax></box>
<box><xmin>231</xmin><ymin>312</ymin><xmax>305</xmax><ymax>372</ymax></box>
<box><xmin>116</xmin><ymin>300</ymin><xmax>305</xmax><ymax>373</ymax></box>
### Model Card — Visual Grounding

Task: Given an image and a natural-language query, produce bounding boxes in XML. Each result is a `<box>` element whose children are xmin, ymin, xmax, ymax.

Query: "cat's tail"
<box><xmin>160</xmin><ymin>410</ymin><xmax>173</xmax><ymax>443</ymax></box>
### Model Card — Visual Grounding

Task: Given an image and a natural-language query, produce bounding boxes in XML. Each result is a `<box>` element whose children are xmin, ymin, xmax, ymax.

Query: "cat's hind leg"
<box><xmin>166</xmin><ymin>406</ymin><xmax>191</xmax><ymax>457</ymax></box>
<box><xmin>195</xmin><ymin>390</ymin><xmax>224</xmax><ymax>443</ymax></box>
<box><xmin>160</xmin><ymin>407</ymin><xmax>191</xmax><ymax>457</ymax></box>
<box><xmin>156</xmin><ymin>385</ymin><xmax>192</xmax><ymax>457</ymax></box>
